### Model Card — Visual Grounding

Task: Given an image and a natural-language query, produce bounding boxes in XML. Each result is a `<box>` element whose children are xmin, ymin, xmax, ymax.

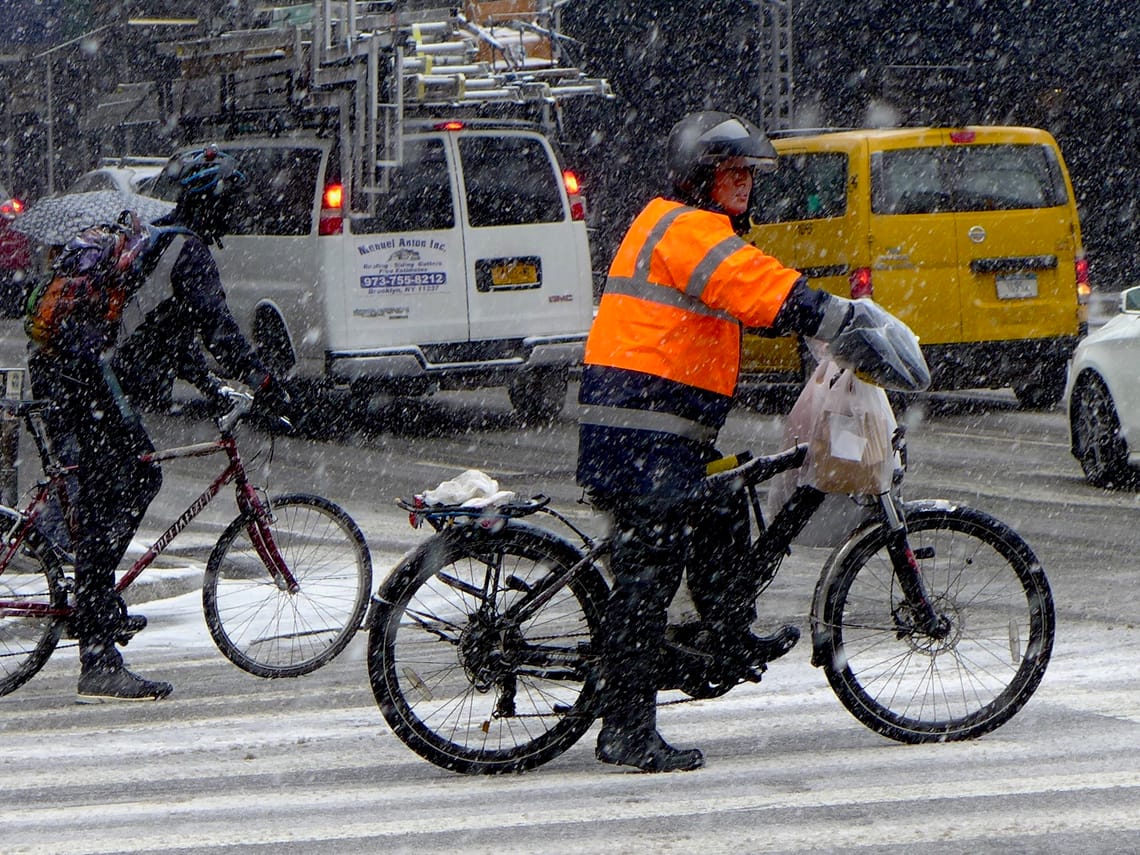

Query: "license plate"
<box><xmin>491</xmin><ymin>261</ymin><xmax>538</xmax><ymax>287</ymax></box>
<box><xmin>996</xmin><ymin>272</ymin><xmax>1037</xmax><ymax>300</ymax></box>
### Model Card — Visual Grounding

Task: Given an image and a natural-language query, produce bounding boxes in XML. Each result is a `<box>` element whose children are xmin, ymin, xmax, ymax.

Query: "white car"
<box><xmin>65</xmin><ymin>156</ymin><xmax>167</xmax><ymax>196</ymax></box>
<box><xmin>1067</xmin><ymin>286</ymin><xmax>1140</xmax><ymax>486</ymax></box>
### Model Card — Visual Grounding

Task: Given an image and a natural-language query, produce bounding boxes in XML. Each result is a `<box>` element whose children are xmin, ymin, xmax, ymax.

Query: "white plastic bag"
<box><xmin>767</xmin><ymin>360</ymin><xmax>898</xmax><ymax>547</ymax></box>
<box><xmin>421</xmin><ymin>469</ymin><xmax>516</xmax><ymax>508</ymax></box>
<box><xmin>803</xmin><ymin>365</ymin><xmax>897</xmax><ymax>495</ymax></box>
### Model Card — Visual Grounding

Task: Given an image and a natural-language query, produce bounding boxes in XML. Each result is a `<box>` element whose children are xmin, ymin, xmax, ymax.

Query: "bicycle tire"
<box><xmin>368</xmin><ymin>520</ymin><xmax>606</xmax><ymax>774</ymax></box>
<box><xmin>202</xmin><ymin>494</ymin><xmax>372</xmax><ymax>678</ymax></box>
<box><xmin>0</xmin><ymin>508</ymin><xmax>68</xmax><ymax>697</ymax></box>
<box><xmin>817</xmin><ymin>503</ymin><xmax>1054</xmax><ymax>743</ymax></box>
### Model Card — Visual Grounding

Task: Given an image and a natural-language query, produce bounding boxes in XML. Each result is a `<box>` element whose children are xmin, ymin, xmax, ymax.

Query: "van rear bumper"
<box><xmin>326</xmin><ymin>334</ymin><xmax>586</xmax><ymax>386</ymax></box>
<box><xmin>924</xmin><ymin>334</ymin><xmax>1082</xmax><ymax>391</ymax></box>
<box><xmin>737</xmin><ymin>332</ymin><xmax>1084</xmax><ymax>394</ymax></box>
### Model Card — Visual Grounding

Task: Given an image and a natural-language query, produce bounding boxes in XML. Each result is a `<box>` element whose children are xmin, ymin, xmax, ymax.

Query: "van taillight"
<box><xmin>0</xmin><ymin>197</ymin><xmax>23</xmax><ymax>219</ymax></box>
<box><xmin>949</xmin><ymin>130</ymin><xmax>976</xmax><ymax>144</ymax></box>
<box><xmin>563</xmin><ymin>170</ymin><xmax>586</xmax><ymax>221</ymax></box>
<box><xmin>849</xmin><ymin>267</ymin><xmax>873</xmax><ymax>299</ymax></box>
<box><xmin>320</xmin><ymin>183</ymin><xmax>343</xmax><ymax>236</ymax></box>
<box><xmin>1075</xmin><ymin>254</ymin><xmax>1090</xmax><ymax>303</ymax></box>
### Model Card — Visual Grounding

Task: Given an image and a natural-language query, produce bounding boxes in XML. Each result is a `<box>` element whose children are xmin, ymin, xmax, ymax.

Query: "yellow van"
<box><xmin>743</xmin><ymin>126</ymin><xmax>1089</xmax><ymax>407</ymax></box>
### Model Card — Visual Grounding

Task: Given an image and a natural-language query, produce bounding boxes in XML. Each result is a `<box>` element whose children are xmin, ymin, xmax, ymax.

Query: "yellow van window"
<box><xmin>872</xmin><ymin>144</ymin><xmax>1069</xmax><ymax>216</ymax></box>
<box><xmin>752</xmin><ymin>152</ymin><xmax>847</xmax><ymax>223</ymax></box>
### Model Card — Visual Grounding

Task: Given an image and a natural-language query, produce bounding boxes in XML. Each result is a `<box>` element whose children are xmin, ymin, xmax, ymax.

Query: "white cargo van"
<box><xmin>135</xmin><ymin>0</ymin><xmax>613</xmax><ymax>423</ymax></box>
<box><xmin>149</xmin><ymin>119</ymin><xmax>594</xmax><ymax>422</ymax></box>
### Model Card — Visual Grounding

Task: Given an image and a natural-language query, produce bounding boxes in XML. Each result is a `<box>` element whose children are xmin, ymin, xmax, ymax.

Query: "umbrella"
<box><xmin>12</xmin><ymin>190</ymin><xmax>175</xmax><ymax>246</ymax></box>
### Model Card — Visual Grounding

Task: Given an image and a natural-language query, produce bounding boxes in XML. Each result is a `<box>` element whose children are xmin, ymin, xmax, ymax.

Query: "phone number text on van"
<box><xmin>360</xmin><ymin>272</ymin><xmax>447</xmax><ymax>291</ymax></box>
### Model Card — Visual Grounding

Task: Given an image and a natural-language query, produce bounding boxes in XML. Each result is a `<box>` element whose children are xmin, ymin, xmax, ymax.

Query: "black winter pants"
<box><xmin>593</xmin><ymin>487</ymin><xmax>754</xmax><ymax>733</ymax></box>
<box><xmin>28</xmin><ymin>351</ymin><xmax>163</xmax><ymax>668</ymax></box>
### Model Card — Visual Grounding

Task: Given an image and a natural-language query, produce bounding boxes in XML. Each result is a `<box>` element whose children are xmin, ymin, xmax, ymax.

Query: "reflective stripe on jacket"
<box><xmin>577</xmin><ymin>198</ymin><xmax>803</xmax><ymax>496</ymax></box>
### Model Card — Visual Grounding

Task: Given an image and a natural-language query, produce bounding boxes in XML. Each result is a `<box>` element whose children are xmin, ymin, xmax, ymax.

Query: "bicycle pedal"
<box><xmin>114</xmin><ymin>614</ymin><xmax>148</xmax><ymax>645</ymax></box>
<box><xmin>742</xmin><ymin>662</ymin><xmax>768</xmax><ymax>683</ymax></box>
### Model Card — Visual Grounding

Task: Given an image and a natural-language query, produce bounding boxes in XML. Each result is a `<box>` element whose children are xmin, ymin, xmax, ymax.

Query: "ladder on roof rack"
<box><xmin>156</xmin><ymin>0</ymin><xmax>612</xmax><ymax>205</ymax></box>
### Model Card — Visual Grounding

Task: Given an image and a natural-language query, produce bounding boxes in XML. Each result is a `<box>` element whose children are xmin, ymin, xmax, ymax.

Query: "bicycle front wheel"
<box><xmin>368</xmin><ymin>521</ymin><xmax>606</xmax><ymax>774</ymax></box>
<box><xmin>0</xmin><ymin>508</ymin><xmax>68</xmax><ymax>697</ymax></box>
<box><xmin>203</xmin><ymin>494</ymin><xmax>372</xmax><ymax>678</ymax></box>
<box><xmin>817</xmin><ymin>504</ymin><xmax>1054</xmax><ymax>743</ymax></box>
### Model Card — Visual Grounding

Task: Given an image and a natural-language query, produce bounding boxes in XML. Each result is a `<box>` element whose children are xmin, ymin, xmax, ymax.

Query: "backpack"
<box><xmin>25</xmin><ymin>211</ymin><xmax>157</xmax><ymax>357</ymax></box>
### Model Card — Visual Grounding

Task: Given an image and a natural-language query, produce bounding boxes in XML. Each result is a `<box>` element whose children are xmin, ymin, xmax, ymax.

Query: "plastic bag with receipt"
<box><xmin>802</xmin><ymin>363</ymin><xmax>898</xmax><ymax>495</ymax></box>
<box><xmin>768</xmin><ymin>361</ymin><xmax>880</xmax><ymax>546</ymax></box>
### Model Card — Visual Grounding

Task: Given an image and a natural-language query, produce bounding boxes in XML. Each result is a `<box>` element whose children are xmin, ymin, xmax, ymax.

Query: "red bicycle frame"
<box><xmin>0</xmin><ymin>419</ymin><xmax>298</xmax><ymax>623</ymax></box>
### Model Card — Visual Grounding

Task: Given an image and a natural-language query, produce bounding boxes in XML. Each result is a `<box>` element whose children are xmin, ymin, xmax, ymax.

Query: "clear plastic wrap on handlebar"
<box><xmin>810</xmin><ymin>299</ymin><xmax>931</xmax><ymax>392</ymax></box>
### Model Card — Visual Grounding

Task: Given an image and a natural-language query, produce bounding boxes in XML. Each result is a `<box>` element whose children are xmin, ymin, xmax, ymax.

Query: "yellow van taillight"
<box><xmin>320</xmin><ymin>183</ymin><xmax>343</xmax><ymax>235</ymax></box>
<box><xmin>849</xmin><ymin>267</ymin><xmax>873</xmax><ymax>299</ymax></box>
<box><xmin>563</xmin><ymin>170</ymin><xmax>586</xmax><ymax>221</ymax></box>
<box><xmin>1075</xmin><ymin>254</ymin><xmax>1090</xmax><ymax>303</ymax></box>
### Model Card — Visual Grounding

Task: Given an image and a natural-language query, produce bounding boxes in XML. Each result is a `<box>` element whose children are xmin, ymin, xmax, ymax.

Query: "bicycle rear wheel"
<box><xmin>0</xmin><ymin>508</ymin><xmax>68</xmax><ymax>697</ymax></box>
<box><xmin>368</xmin><ymin>521</ymin><xmax>606</xmax><ymax>774</ymax></box>
<box><xmin>203</xmin><ymin>494</ymin><xmax>371</xmax><ymax>678</ymax></box>
<box><xmin>817</xmin><ymin>503</ymin><xmax>1054</xmax><ymax>743</ymax></box>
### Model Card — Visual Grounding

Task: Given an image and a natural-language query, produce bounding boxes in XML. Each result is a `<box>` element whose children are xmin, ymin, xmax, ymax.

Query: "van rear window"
<box><xmin>751</xmin><ymin>152</ymin><xmax>848</xmax><ymax>224</ymax></box>
<box><xmin>457</xmin><ymin>136</ymin><xmax>564</xmax><ymax>227</ymax></box>
<box><xmin>872</xmin><ymin>144</ymin><xmax>1069</xmax><ymax>215</ymax></box>
<box><xmin>352</xmin><ymin>139</ymin><xmax>455</xmax><ymax>233</ymax></box>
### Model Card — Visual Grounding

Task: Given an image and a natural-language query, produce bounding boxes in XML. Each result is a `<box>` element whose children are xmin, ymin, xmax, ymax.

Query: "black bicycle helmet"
<box><xmin>163</xmin><ymin>144</ymin><xmax>249</xmax><ymax>245</ymax></box>
<box><xmin>667</xmin><ymin>111</ymin><xmax>778</xmax><ymax>205</ymax></box>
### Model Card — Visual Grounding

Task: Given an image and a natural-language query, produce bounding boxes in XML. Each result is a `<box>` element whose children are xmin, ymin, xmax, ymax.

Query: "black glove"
<box><xmin>815</xmin><ymin>297</ymin><xmax>931</xmax><ymax>392</ymax></box>
<box><xmin>248</xmin><ymin>370</ymin><xmax>294</xmax><ymax>431</ymax></box>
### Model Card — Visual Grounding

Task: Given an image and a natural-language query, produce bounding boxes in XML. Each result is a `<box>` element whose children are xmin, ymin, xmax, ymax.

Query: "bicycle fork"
<box><xmin>878</xmin><ymin>494</ymin><xmax>951</xmax><ymax>640</ymax></box>
<box><xmin>238</xmin><ymin>486</ymin><xmax>299</xmax><ymax>594</ymax></box>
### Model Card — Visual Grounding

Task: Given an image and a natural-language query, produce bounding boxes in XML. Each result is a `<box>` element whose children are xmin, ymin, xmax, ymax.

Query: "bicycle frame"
<box><xmin>411</xmin><ymin>440</ymin><xmax>944</xmax><ymax>660</ymax></box>
<box><xmin>0</xmin><ymin>400</ymin><xmax>297</xmax><ymax>623</ymax></box>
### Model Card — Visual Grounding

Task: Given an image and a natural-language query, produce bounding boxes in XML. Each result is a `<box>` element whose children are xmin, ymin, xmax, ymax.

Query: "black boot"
<box><xmin>77</xmin><ymin>641</ymin><xmax>172</xmax><ymax>703</ymax></box>
<box><xmin>596</xmin><ymin>725</ymin><xmax>704</xmax><ymax>773</ymax></box>
<box><xmin>731</xmin><ymin>624</ymin><xmax>801</xmax><ymax>666</ymax></box>
<box><xmin>712</xmin><ymin>623</ymin><xmax>801</xmax><ymax>671</ymax></box>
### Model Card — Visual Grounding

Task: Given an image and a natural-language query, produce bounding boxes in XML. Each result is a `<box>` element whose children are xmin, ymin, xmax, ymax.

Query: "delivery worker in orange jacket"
<box><xmin>577</xmin><ymin>111</ymin><xmax>928</xmax><ymax>772</ymax></box>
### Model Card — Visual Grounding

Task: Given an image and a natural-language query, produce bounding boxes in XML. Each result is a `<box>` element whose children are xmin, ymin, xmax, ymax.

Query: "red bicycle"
<box><xmin>0</xmin><ymin>392</ymin><xmax>372</xmax><ymax>696</ymax></box>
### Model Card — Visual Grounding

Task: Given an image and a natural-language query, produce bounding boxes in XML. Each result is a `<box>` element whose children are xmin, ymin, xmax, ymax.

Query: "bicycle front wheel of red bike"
<box><xmin>203</xmin><ymin>494</ymin><xmax>371</xmax><ymax>678</ymax></box>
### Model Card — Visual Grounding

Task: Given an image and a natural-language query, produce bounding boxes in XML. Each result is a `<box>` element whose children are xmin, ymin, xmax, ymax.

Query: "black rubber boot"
<box><xmin>596</xmin><ymin>725</ymin><xmax>704</xmax><ymax>773</ymax></box>
<box><xmin>728</xmin><ymin>624</ymin><xmax>801</xmax><ymax>667</ymax></box>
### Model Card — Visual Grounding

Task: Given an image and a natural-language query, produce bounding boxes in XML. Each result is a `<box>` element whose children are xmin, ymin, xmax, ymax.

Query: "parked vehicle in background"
<box><xmin>1067</xmin><ymin>286</ymin><xmax>1140</xmax><ymax>487</ymax></box>
<box><xmin>0</xmin><ymin>182</ymin><xmax>31</xmax><ymax>317</ymax></box>
<box><xmin>744</xmin><ymin>126</ymin><xmax>1089</xmax><ymax>408</ymax></box>
<box><xmin>64</xmin><ymin>156</ymin><xmax>168</xmax><ymax>196</ymax></box>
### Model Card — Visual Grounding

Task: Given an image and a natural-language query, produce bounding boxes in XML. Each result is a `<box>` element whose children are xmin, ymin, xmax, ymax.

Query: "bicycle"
<box><xmin>366</xmin><ymin>431</ymin><xmax>1055</xmax><ymax>774</ymax></box>
<box><xmin>0</xmin><ymin>392</ymin><xmax>372</xmax><ymax>697</ymax></box>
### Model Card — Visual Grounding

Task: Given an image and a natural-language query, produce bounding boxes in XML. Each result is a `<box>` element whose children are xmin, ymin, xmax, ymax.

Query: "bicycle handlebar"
<box><xmin>213</xmin><ymin>386</ymin><xmax>293</xmax><ymax>435</ymax></box>
<box><xmin>215</xmin><ymin>388</ymin><xmax>255</xmax><ymax>434</ymax></box>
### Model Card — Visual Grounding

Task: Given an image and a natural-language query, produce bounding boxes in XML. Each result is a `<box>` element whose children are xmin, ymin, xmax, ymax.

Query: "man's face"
<box><xmin>710</xmin><ymin>160</ymin><xmax>754</xmax><ymax>217</ymax></box>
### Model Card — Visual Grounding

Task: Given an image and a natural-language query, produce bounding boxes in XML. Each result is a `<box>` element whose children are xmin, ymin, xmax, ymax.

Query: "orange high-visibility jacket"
<box><xmin>585</xmin><ymin>198</ymin><xmax>803</xmax><ymax>396</ymax></box>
